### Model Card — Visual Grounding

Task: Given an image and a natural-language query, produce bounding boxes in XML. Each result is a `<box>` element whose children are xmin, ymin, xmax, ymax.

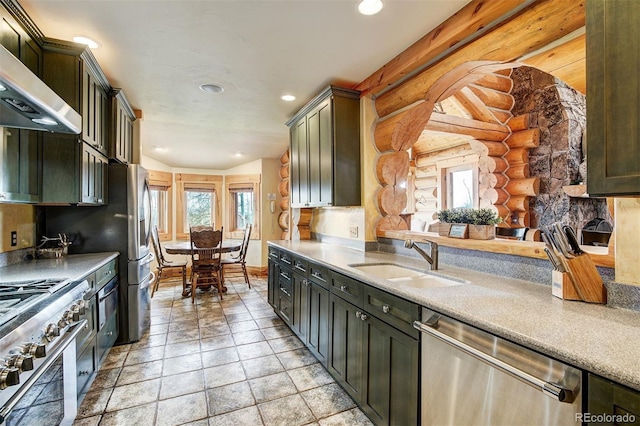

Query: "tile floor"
<box><xmin>73</xmin><ymin>276</ymin><xmax>373</xmax><ymax>426</ymax></box>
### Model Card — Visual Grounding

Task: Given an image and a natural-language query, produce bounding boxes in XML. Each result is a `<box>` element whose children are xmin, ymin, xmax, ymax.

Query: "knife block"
<box><xmin>552</xmin><ymin>270</ymin><xmax>581</xmax><ymax>300</ymax></box>
<box><xmin>559</xmin><ymin>254</ymin><xmax>607</xmax><ymax>304</ymax></box>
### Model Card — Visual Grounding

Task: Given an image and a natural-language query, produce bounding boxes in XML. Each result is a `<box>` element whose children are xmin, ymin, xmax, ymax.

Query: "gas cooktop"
<box><xmin>0</xmin><ymin>278</ymin><xmax>69</xmax><ymax>328</ymax></box>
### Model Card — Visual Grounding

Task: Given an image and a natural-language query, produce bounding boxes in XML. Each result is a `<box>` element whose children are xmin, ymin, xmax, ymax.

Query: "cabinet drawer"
<box><xmin>364</xmin><ymin>286</ymin><xmax>420</xmax><ymax>338</ymax></box>
<box><xmin>309</xmin><ymin>263</ymin><xmax>330</xmax><ymax>289</ymax></box>
<box><xmin>331</xmin><ymin>272</ymin><xmax>364</xmax><ymax>308</ymax></box>
<box><xmin>279</xmin><ymin>250</ymin><xmax>292</xmax><ymax>266</ymax></box>
<box><xmin>279</xmin><ymin>290</ymin><xmax>292</xmax><ymax>323</ymax></box>
<box><xmin>96</xmin><ymin>258</ymin><xmax>117</xmax><ymax>289</ymax></box>
<box><xmin>278</xmin><ymin>267</ymin><xmax>292</xmax><ymax>285</ymax></box>
<box><xmin>292</xmin><ymin>256</ymin><xmax>309</xmax><ymax>274</ymax></box>
<box><xmin>76</xmin><ymin>339</ymin><xmax>97</xmax><ymax>398</ymax></box>
<box><xmin>97</xmin><ymin>311</ymin><xmax>118</xmax><ymax>367</ymax></box>
<box><xmin>268</xmin><ymin>246</ymin><xmax>280</xmax><ymax>262</ymax></box>
<box><xmin>279</xmin><ymin>277</ymin><xmax>292</xmax><ymax>298</ymax></box>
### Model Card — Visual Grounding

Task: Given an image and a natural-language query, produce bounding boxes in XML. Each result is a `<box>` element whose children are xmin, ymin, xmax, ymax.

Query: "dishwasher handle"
<box><xmin>413</xmin><ymin>318</ymin><xmax>577</xmax><ymax>403</ymax></box>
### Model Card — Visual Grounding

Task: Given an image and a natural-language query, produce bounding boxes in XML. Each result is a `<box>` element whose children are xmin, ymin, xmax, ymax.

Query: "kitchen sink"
<box><xmin>348</xmin><ymin>263</ymin><xmax>465</xmax><ymax>289</ymax></box>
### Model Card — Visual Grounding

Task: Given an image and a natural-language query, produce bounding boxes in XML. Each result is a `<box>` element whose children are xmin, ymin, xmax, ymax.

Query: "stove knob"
<box><xmin>0</xmin><ymin>367</ymin><xmax>20</xmax><ymax>389</ymax></box>
<box><xmin>63</xmin><ymin>310</ymin><xmax>75</xmax><ymax>324</ymax></box>
<box><xmin>44</xmin><ymin>323</ymin><xmax>60</xmax><ymax>342</ymax></box>
<box><xmin>5</xmin><ymin>354</ymin><xmax>34</xmax><ymax>372</ymax></box>
<box><xmin>22</xmin><ymin>343</ymin><xmax>46</xmax><ymax>358</ymax></box>
<box><xmin>68</xmin><ymin>306</ymin><xmax>81</xmax><ymax>322</ymax></box>
<box><xmin>72</xmin><ymin>300</ymin><xmax>86</xmax><ymax>315</ymax></box>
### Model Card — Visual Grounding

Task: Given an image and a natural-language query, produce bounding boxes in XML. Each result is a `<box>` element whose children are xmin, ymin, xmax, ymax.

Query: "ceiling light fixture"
<box><xmin>32</xmin><ymin>117</ymin><xmax>57</xmax><ymax>126</ymax></box>
<box><xmin>73</xmin><ymin>36</ymin><xmax>100</xmax><ymax>49</ymax></box>
<box><xmin>281</xmin><ymin>95</ymin><xmax>296</xmax><ymax>102</ymax></box>
<box><xmin>152</xmin><ymin>145</ymin><xmax>167</xmax><ymax>152</ymax></box>
<box><xmin>199</xmin><ymin>83</ymin><xmax>224</xmax><ymax>93</ymax></box>
<box><xmin>234</xmin><ymin>151</ymin><xmax>244</xmax><ymax>158</ymax></box>
<box><xmin>358</xmin><ymin>0</ymin><xmax>383</xmax><ymax>15</ymax></box>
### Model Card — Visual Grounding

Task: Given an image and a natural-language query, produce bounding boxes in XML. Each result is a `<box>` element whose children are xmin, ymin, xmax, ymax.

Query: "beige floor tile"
<box><xmin>241</xmin><ymin>354</ymin><xmax>284</xmax><ymax>379</ymax></box>
<box><xmin>203</xmin><ymin>361</ymin><xmax>246</xmax><ymax>388</ymax></box>
<box><xmin>236</xmin><ymin>341</ymin><xmax>274</xmax><ymax>360</ymax></box>
<box><xmin>131</xmin><ymin>332</ymin><xmax>168</xmax><ymax>350</ymax></box>
<box><xmin>276</xmin><ymin>348</ymin><xmax>319</xmax><ymax>370</ymax></box>
<box><xmin>117</xmin><ymin>360</ymin><xmax>163</xmax><ymax>386</ymax></box>
<box><xmin>301</xmin><ymin>383</ymin><xmax>356</xmax><ymax>419</ymax></box>
<box><xmin>162</xmin><ymin>353</ymin><xmax>202</xmax><ymax>376</ymax></box>
<box><xmin>99</xmin><ymin>401</ymin><xmax>157</xmax><ymax>426</ymax></box>
<box><xmin>106</xmin><ymin>379</ymin><xmax>161</xmax><ymax>412</ymax></box>
<box><xmin>268</xmin><ymin>335</ymin><xmax>305</xmax><ymax>353</ymax></box>
<box><xmin>90</xmin><ymin>367</ymin><xmax>121</xmax><ymax>390</ymax></box>
<box><xmin>156</xmin><ymin>391</ymin><xmax>208</xmax><ymax>426</ymax></box>
<box><xmin>166</xmin><ymin>328</ymin><xmax>200</xmax><ymax>344</ymax></box>
<box><xmin>228</xmin><ymin>320</ymin><xmax>259</xmax><ymax>333</ymax></box>
<box><xmin>257</xmin><ymin>394</ymin><xmax>315</xmax><ymax>426</ymax></box>
<box><xmin>164</xmin><ymin>340</ymin><xmax>201</xmax><ymax>358</ymax></box>
<box><xmin>208</xmin><ymin>405</ymin><xmax>264</xmax><ymax>426</ymax></box>
<box><xmin>318</xmin><ymin>408</ymin><xmax>374</xmax><ymax>426</ymax></box>
<box><xmin>76</xmin><ymin>388</ymin><xmax>112</xmax><ymax>418</ymax></box>
<box><xmin>159</xmin><ymin>370</ymin><xmax>204</xmax><ymax>400</ymax></box>
<box><xmin>287</xmin><ymin>363</ymin><xmax>335</xmax><ymax>392</ymax></box>
<box><xmin>225</xmin><ymin>312</ymin><xmax>254</xmax><ymax>323</ymax></box>
<box><xmin>101</xmin><ymin>351</ymin><xmax>127</xmax><ymax>370</ymax></box>
<box><xmin>199</xmin><ymin>334</ymin><xmax>235</xmax><ymax>352</ymax></box>
<box><xmin>232</xmin><ymin>329</ymin><xmax>265</xmax><ymax>345</ymax></box>
<box><xmin>72</xmin><ymin>414</ymin><xmax>101</xmax><ymax>426</ymax></box>
<box><xmin>205</xmin><ymin>381</ymin><xmax>256</xmax><ymax>416</ymax></box>
<box><xmin>201</xmin><ymin>347</ymin><xmax>239</xmax><ymax>368</ymax></box>
<box><xmin>125</xmin><ymin>346</ymin><xmax>165</xmax><ymax>366</ymax></box>
<box><xmin>260</xmin><ymin>325</ymin><xmax>294</xmax><ymax>340</ymax></box>
<box><xmin>249</xmin><ymin>371</ymin><xmax>298</xmax><ymax>403</ymax></box>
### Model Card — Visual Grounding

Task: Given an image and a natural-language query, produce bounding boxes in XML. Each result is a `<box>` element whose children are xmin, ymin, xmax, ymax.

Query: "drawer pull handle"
<box><xmin>79</xmin><ymin>370</ymin><xmax>90</xmax><ymax>376</ymax></box>
<box><xmin>312</xmin><ymin>271</ymin><xmax>323</xmax><ymax>279</ymax></box>
<box><xmin>382</xmin><ymin>305</ymin><xmax>390</xmax><ymax>314</ymax></box>
<box><xmin>280</xmin><ymin>272</ymin><xmax>290</xmax><ymax>280</ymax></box>
<box><xmin>340</xmin><ymin>285</ymin><xmax>348</xmax><ymax>292</ymax></box>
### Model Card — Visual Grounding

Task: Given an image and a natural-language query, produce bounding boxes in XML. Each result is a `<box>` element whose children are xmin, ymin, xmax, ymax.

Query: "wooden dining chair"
<box><xmin>221</xmin><ymin>224</ymin><xmax>252</xmax><ymax>288</ymax></box>
<box><xmin>150</xmin><ymin>226</ymin><xmax>187</xmax><ymax>297</ymax></box>
<box><xmin>190</xmin><ymin>226</ymin><xmax>224</xmax><ymax>303</ymax></box>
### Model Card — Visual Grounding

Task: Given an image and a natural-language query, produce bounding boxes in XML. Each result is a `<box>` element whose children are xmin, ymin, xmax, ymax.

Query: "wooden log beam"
<box><xmin>506</xmin><ymin>128</ymin><xmax>540</xmax><ymax>148</ymax></box>
<box><xmin>415</xmin><ymin>164</ymin><xmax>437</xmax><ymax>176</ymax></box>
<box><xmin>488</xmin><ymin>108</ymin><xmax>513</xmax><ymax>124</ymax></box>
<box><xmin>468</xmin><ymin>84</ymin><xmax>515</xmax><ymax>110</ymax></box>
<box><xmin>453</xmin><ymin>87</ymin><xmax>499</xmax><ymax>123</ymax></box>
<box><xmin>279</xmin><ymin>196</ymin><xmax>289</xmax><ymax>211</ymax></box>
<box><xmin>279</xmin><ymin>163</ymin><xmax>289</xmax><ymax>179</ymax></box>
<box><xmin>507</xmin><ymin>114</ymin><xmax>531</xmax><ymax>131</ymax></box>
<box><xmin>505</xmin><ymin>163</ymin><xmax>530</xmax><ymax>179</ymax></box>
<box><xmin>378</xmin><ymin>186</ymin><xmax>407</xmax><ymax>216</ymax></box>
<box><xmin>377</xmin><ymin>151</ymin><xmax>410</xmax><ymax>186</ymax></box>
<box><xmin>506</xmin><ymin>195</ymin><xmax>529</xmax><ymax>212</ymax></box>
<box><xmin>415</xmin><ymin>188</ymin><xmax>438</xmax><ymax>199</ymax></box>
<box><xmin>521</xmin><ymin>33</ymin><xmax>586</xmax><ymax>88</ymax></box>
<box><xmin>425</xmin><ymin>112</ymin><xmax>510</xmax><ymax>141</ymax></box>
<box><xmin>377</xmin><ymin>215</ymin><xmax>409</xmax><ymax>234</ymax></box>
<box><xmin>479</xmin><ymin>172</ymin><xmax>508</xmax><ymax>189</ymax></box>
<box><xmin>474</xmin><ymin>73</ymin><xmax>513</xmax><ymax>92</ymax></box>
<box><xmin>355</xmin><ymin>0</ymin><xmax>529</xmax><ymax>96</ymax></box>
<box><xmin>280</xmin><ymin>149</ymin><xmax>289</xmax><ymax>165</ymax></box>
<box><xmin>278</xmin><ymin>178</ymin><xmax>289</xmax><ymax>197</ymax></box>
<box><xmin>415</xmin><ymin>144</ymin><xmax>475</xmax><ymax>166</ymax></box>
<box><xmin>415</xmin><ymin>198</ymin><xmax>438</xmax><ymax>211</ymax></box>
<box><xmin>375</xmin><ymin>0</ymin><xmax>585</xmax><ymax>117</ymax></box>
<box><xmin>483</xmin><ymin>188</ymin><xmax>509</xmax><ymax>204</ymax></box>
<box><xmin>479</xmin><ymin>156</ymin><xmax>508</xmax><ymax>173</ymax></box>
<box><xmin>415</xmin><ymin>176</ymin><xmax>438</xmax><ymax>189</ymax></box>
<box><xmin>504</xmin><ymin>148</ymin><xmax>529</xmax><ymax>165</ymax></box>
<box><xmin>374</xmin><ymin>102</ymin><xmax>434</xmax><ymax>152</ymax></box>
<box><xmin>505</xmin><ymin>177</ymin><xmax>540</xmax><ymax>196</ymax></box>
<box><xmin>468</xmin><ymin>139</ymin><xmax>509</xmax><ymax>157</ymax></box>
<box><xmin>278</xmin><ymin>211</ymin><xmax>289</xmax><ymax>230</ymax></box>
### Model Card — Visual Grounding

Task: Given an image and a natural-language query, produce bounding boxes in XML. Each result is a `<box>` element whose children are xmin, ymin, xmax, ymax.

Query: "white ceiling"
<box><xmin>21</xmin><ymin>0</ymin><xmax>470</xmax><ymax>169</ymax></box>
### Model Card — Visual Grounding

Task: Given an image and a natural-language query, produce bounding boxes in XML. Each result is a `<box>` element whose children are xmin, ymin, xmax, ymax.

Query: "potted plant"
<box><xmin>436</xmin><ymin>208</ymin><xmax>501</xmax><ymax>239</ymax></box>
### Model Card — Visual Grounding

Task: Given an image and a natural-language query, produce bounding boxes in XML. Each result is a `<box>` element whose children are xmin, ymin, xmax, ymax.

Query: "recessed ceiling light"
<box><xmin>199</xmin><ymin>84</ymin><xmax>224</xmax><ymax>93</ymax></box>
<box><xmin>358</xmin><ymin>0</ymin><xmax>383</xmax><ymax>15</ymax></box>
<box><xmin>73</xmin><ymin>36</ymin><xmax>100</xmax><ymax>49</ymax></box>
<box><xmin>281</xmin><ymin>95</ymin><xmax>296</xmax><ymax>102</ymax></box>
<box><xmin>153</xmin><ymin>145</ymin><xmax>167</xmax><ymax>152</ymax></box>
<box><xmin>234</xmin><ymin>151</ymin><xmax>244</xmax><ymax>158</ymax></box>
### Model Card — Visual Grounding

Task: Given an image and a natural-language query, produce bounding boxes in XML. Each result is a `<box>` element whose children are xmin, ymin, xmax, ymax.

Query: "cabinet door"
<box><xmin>588</xmin><ymin>373</ymin><xmax>640</xmax><ymax>421</ymax></box>
<box><xmin>586</xmin><ymin>0</ymin><xmax>640</xmax><ymax>195</ymax></box>
<box><xmin>361</xmin><ymin>314</ymin><xmax>419</xmax><ymax>426</ymax></box>
<box><xmin>267</xmin><ymin>259</ymin><xmax>278</xmax><ymax>309</ymax></box>
<box><xmin>0</xmin><ymin>127</ymin><xmax>41</xmax><ymax>203</ymax></box>
<box><xmin>95</xmin><ymin>86</ymin><xmax>108</xmax><ymax>155</ymax></box>
<box><xmin>292</xmin><ymin>272</ymin><xmax>309</xmax><ymax>342</ymax></box>
<box><xmin>82</xmin><ymin>67</ymin><xmax>95</xmax><ymax>147</ymax></box>
<box><xmin>307</xmin><ymin>282</ymin><xmax>329</xmax><ymax>365</ymax></box>
<box><xmin>290</xmin><ymin>118</ymin><xmax>309</xmax><ymax>207</ymax></box>
<box><xmin>81</xmin><ymin>144</ymin><xmax>95</xmax><ymax>204</ymax></box>
<box><xmin>328</xmin><ymin>294</ymin><xmax>363</xmax><ymax>403</ymax></box>
<box><xmin>307</xmin><ymin>98</ymin><xmax>333</xmax><ymax>206</ymax></box>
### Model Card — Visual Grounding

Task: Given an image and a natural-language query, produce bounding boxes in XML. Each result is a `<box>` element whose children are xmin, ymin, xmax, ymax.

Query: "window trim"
<box><xmin>225</xmin><ymin>174</ymin><xmax>260</xmax><ymax>240</ymax></box>
<box><xmin>436</xmin><ymin>155</ymin><xmax>479</xmax><ymax>210</ymax></box>
<box><xmin>175</xmin><ymin>173</ymin><xmax>223</xmax><ymax>240</ymax></box>
<box><xmin>148</xmin><ymin>170</ymin><xmax>173</xmax><ymax>241</ymax></box>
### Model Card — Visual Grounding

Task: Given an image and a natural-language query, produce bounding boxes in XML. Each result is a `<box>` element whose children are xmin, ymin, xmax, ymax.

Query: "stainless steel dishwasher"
<box><xmin>414</xmin><ymin>308</ymin><xmax>582</xmax><ymax>425</ymax></box>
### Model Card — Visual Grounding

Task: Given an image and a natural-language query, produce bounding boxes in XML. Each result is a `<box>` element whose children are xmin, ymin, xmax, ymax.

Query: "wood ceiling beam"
<box><xmin>375</xmin><ymin>0</ymin><xmax>585</xmax><ymax>118</ymax></box>
<box><xmin>453</xmin><ymin>87</ymin><xmax>500</xmax><ymax>123</ymax></box>
<box><xmin>425</xmin><ymin>112</ymin><xmax>510</xmax><ymax>142</ymax></box>
<box><xmin>354</xmin><ymin>0</ymin><xmax>530</xmax><ymax>97</ymax></box>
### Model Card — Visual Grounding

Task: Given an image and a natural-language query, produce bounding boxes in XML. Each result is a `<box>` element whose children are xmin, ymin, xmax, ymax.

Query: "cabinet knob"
<box><xmin>0</xmin><ymin>193</ymin><xmax>6</xmax><ymax>199</ymax></box>
<box><xmin>382</xmin><ymin>305</ymin><xmax>390</xmax><ymax>314</ymax></box>
<box><xmin>360</xmin><ymin>314</ymin><xmax>368</xmax><ymax>321</ymax></box>
<box><xmin>340</xmin><ymin>285</ymin><xmax>348</xmax><ymax>292</ymax></box>
<box><xmin>355</xmin><ymin>311</ymin><xmax>361</xmax><ymax>319</ymax></box>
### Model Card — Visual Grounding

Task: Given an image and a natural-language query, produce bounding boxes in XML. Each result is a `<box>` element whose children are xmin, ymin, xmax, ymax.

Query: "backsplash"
<box><xmin>0</xmin><ymin>204</ymin><xmax>36</xmax><ymax>253</ymax></box>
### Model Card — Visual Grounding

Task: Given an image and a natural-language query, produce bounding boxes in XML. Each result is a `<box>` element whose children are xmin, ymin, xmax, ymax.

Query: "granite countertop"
<box><xmin>269</xmin><ymin>240</ymin><xmax>640</xmax><ymax>392</ymax></box>
<box><xmin>0</xmin><ymin>252</ymin><xmax>119</xmax><ymax>283</ymax></box>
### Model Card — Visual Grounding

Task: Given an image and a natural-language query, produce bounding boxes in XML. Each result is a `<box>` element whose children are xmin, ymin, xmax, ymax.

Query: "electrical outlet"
<box><xmin>10</xmin><ymin>231</ymin><xmax>17</xmax><ymax>247</ymax></box>
<box><xmin>349</xmin><ymin>226</ymin><xmax>358</xmax><ymax>238</ymax></box>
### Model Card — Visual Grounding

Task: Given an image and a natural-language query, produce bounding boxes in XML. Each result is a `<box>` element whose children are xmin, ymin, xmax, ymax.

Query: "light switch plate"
<box><xmin>349</xmin><ymin>226</ymin><xmax>358</xmax><ymax>238</ymax></box>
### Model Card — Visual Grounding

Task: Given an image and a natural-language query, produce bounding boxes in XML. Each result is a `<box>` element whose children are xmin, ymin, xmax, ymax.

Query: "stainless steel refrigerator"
<box><xmin>45</xmin><ymin>163</ymin><xmax>153</xmax><ymax>344</ymax></box>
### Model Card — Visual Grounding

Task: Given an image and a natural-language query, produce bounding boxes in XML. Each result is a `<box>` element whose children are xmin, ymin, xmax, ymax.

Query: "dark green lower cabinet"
<box><xmin>307</xmin><ymin>282</ymin><xmax>329</xmax><ymax>365</ymax></box>
<box><xmin>267</xmin><ymin>259</ymin><xmax>277</xmax><ymax>308</ymax></box>
<box><xmin>292</xmin><ymin>272</ymin><xmax>309</xmax><ymax>342</ymax></box>
<box><xmin>361</xmin><ymin>312</ymin><xmax>419</xmax><ymax>426</ymax></box>
<box><xmin>588</xmin><ymin>373</ymin><xmax>640</xmax><ymax>424</ymax></box>
<box><xmin>328</xmin><ymin>294</ymin><xmax>363</xmax><ymax>402</ymax></box>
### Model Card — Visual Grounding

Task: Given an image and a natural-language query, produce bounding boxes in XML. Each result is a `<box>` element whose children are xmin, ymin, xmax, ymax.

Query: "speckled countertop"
<box><xmin>0</xmin><ymin>252</ymin><xmax>119</xmax><ymax>282</ymax></box>
<box><xmin>269</xmin><ymin>240</ymin><xmax>640</xmax><ymax>392</ymax></box>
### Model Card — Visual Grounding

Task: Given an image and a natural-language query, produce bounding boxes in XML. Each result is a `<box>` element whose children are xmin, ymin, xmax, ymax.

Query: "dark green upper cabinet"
<box><xmin>586</xmin><ymin>0</ymin><xmax>640</xmax><ymax>196</ymax></box>
<box><xmin>0</xmin><ymin>2</ymin><xmax>42</xmax><ymax>203</ymax></box>
<box><xmin>109</xmin><ymin>89</ymin><xmax>135</xmax><ymax>164</ymax></box>
<box><xmin>286</xmin><ymin>86</ymin><xmax>361</xmax><ymax>207</ymax></box>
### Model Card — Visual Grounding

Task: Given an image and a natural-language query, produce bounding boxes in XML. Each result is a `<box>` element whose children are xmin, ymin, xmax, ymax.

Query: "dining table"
<box><xmin>164</xmin><ymin>240</ymin><xmax>241</xmax><ymax>296</ymax></box>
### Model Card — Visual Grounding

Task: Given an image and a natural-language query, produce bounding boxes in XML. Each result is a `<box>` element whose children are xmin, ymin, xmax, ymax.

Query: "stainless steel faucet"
<box><xmin>404</xmin><ymin>239</ymin><xmax>438</xmax><ymax>270</ymax></box>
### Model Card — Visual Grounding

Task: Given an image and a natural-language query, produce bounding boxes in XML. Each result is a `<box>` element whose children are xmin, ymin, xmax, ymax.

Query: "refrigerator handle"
<box><xmin>141</xmin><ymin>252</ymin><xmax>155</xmax><ymax>265</ymax></box>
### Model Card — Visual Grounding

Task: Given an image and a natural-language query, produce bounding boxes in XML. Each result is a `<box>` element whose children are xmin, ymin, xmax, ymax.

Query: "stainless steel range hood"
<box><xmin>0</xmin><ymin>44</ymin><xmax>81</xmax><ymax>134</ymax></box>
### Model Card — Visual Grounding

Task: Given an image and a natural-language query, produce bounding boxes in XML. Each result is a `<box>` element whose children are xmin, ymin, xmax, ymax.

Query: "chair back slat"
<box><xmin>238</xmin><ymin>224</ymin><xmax>252</xmax><ymax>261</ymax></box>
<box><xmin>151</xmin><ymin>226</ymin><xmax>166</xmax><ymax>264</ymax></box>
<box><xmin>190</xmin><ymin>226</ymin><xmax>223</xmax><ymax>264</ymax></box>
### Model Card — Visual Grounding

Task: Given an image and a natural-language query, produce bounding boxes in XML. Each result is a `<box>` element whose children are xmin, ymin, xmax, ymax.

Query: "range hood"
<box><xmin>0</xmin><ymin>44</ymin><xmax>81</xmax><ymax>134</ymax></box>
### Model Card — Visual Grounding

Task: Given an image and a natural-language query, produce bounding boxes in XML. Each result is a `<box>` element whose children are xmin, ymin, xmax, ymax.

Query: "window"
<box><xmin>148</xmin><ymin>170</ymin><xmax>173</xmax><ymax>241</ymax></box>
<box><xmin>225</xmin><ymin>174</ymin><xmax>260</xmax><ymax>239</ymax></box>
<box><xmin>176</xmin><ymin>173</ymin><xmax>223</xmax><ymax>239</ymax></box>
<box><xmin>443</xmin><ymin>164</ymin><xmax>478</xmax><ymax>209</ymax></box>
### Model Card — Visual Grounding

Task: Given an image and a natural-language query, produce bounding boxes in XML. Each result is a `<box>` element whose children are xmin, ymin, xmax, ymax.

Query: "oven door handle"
<box><xmin>413</xmin><ymin>318</ymin><xmax>577</xmax><ymax>403</ymax></box>
<box><xmin>98</xmin><ymin>286</ymin><xmax>119</xmax><ymax>303</ymax></box>
<box><xmin>0</xmin><ymin>319</ymin><xmax>88</xmax><ymax>423</ymax></box>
